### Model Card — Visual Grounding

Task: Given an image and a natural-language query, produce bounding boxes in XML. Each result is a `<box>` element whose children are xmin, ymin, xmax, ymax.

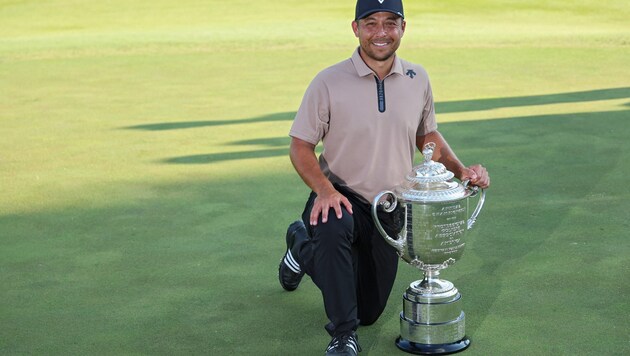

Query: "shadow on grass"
<box><xmin>165</xmin><ymin>148</ymin><xmax>288</xmax><ymax>164</ymax></box>
<box><xmin>435</xmin><ymin>86</ymin><xmax>630</xmax><ymax>113</ymax></box>
<box><xmin>124</xmin><ymin>87</ymin><xmax>630</xmax><ymax>164</ymax></box>
<box><xmin>161</xmin><ymin>109</ymin><xmax>627</xmax><ymax>164</ymax></box>
<box><xmin>164</xmin><ymin>137</ymin><xmax>292</xmax><ymax>164</ymax></box>
<box><xmin>3</xmin><ymin>109</ymin><xmax>628</xmax><ymax>354</ymax></box>
<box><xmin>123</xmin><ymin>87</ymin><xmax>629</xmax><ymax>132</ymax></box>
<box><xmin>124</xmin><ymin>111</ymin><xmax>296</xmax><ymax>131</ymax></box>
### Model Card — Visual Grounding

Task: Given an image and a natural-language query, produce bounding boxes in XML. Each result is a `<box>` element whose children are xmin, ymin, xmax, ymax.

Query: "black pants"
<box><xmin>298</xmin><ymin>185</ymin><xmax>403</xmax><ymax>336</ymax></box>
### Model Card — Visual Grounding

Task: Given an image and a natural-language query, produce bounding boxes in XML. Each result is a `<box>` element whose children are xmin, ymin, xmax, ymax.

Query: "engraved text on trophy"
<box><xmin>411</xmin><ymin>201</ymin><xmax>468</xmax><ymax>265</ymax></box>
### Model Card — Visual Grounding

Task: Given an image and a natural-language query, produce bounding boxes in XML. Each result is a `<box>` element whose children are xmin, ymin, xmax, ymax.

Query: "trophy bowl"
<box><xmin>372</xmin><ymin>142</ymin><xmax>485</xmax><ymax>355</ymax></box>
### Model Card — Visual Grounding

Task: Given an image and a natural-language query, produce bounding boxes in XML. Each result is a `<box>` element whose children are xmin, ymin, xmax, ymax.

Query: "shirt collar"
<box><xmin>351</xmin><ymin>47</ymin><xmax>404</xmax><ymax>78</ymax></box>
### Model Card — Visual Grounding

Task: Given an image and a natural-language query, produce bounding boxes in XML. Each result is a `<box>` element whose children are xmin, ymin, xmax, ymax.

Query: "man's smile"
<box><xmin>371</xmin><ymin>39</ymin><xmax>391</xmax><ymax>47</ymax></box>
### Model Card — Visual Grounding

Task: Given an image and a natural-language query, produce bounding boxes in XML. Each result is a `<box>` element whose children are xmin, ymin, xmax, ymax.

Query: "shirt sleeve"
<box><xmin>289</xmin><ymin>74</ymin><xmax>331</xmax><ymax>145</ymax></box>
<box><xmin>417</xmin><ymin>77</ymin><xmax>438</xmax><ymax>136</ymax></box>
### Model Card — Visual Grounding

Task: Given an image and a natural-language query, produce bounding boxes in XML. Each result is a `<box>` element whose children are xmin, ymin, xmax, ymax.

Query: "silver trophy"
<box><xmin>372</xmin><ymin>142</ymin><xmax>485</xmax><ymax>355</ymax></box>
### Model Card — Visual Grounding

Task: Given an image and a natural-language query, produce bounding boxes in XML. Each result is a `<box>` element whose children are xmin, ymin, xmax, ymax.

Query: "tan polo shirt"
<box><xmin>290</xmin><ymin>47</ymin><xmax>438</xmax><ymax>202</ymax></box>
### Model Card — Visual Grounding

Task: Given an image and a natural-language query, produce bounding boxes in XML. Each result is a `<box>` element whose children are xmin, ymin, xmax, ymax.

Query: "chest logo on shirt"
<box><xmin>405</xmin><ymin>69</ymin><xmax>416</xmax><ymax>79</ymax></box>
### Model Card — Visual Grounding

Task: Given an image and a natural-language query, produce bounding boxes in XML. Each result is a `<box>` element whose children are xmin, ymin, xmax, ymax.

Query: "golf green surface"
<box><xmin>1</xmin><ymin>1</ymin><xmax>628</xmax><ymax>354</ymax></box>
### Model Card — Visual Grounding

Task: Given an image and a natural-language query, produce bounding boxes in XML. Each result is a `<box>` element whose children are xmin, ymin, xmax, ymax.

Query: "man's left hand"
<box><xmin>460</xmin><ymin>164</ymin><xmax>490</xmax><ymax>189</ymax></box>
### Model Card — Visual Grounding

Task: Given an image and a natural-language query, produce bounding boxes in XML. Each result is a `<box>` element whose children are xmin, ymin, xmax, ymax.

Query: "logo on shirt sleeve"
<box><xmin>405</xmin><ymin>69</ymin><xmax>416</xmax><ymax>79</ymax></box>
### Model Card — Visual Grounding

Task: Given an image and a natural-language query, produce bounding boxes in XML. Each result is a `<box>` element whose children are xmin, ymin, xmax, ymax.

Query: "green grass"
<box><xmin>1</xmin><ymin>0</ymin><xmax>629</xmax><ymax>354</ymax></box>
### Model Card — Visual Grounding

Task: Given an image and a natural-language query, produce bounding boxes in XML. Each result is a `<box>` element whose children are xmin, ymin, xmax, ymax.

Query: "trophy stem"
<box><xmin>421</xmin><ymin>270</ymin><xmax>440</xmax><ymax>287</ymax></box>
<box><xmin>415</xmin><ymin>270</ymin><xmax>452</xmax><ymax>295</ymax></box>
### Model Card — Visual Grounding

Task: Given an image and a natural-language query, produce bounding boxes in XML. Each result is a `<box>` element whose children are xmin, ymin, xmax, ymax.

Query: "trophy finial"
<box><xmin>422</xmin><ymin>142</ymin><xmax>436</xmax><ymax>163</ymax></box>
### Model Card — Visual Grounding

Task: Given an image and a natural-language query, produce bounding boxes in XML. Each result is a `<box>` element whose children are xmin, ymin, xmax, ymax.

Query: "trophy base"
<box><xmin>396</xmin><ymin>336</ymin><xmax>470</xmax><ymax>355</ymax></box>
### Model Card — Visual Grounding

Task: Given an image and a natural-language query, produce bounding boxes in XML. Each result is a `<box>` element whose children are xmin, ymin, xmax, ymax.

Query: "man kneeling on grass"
<box><xmin>277</xmin><ymin>0</ymin><xmax>490</xmax><ymax>354</ymax></box>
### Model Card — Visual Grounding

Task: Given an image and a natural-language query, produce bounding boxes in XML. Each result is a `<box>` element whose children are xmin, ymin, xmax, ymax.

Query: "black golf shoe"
<box><xmin>278</xmin><ymin>220</ymin><xmax>308</xmax><ymax>291</ymax></box>
<box><xmin>325</xmin><ymin>331</ymin><xmax>361</xmax><ymax>356</ymax></box>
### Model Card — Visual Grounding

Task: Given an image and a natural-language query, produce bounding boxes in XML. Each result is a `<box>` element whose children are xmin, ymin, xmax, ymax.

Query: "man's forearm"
<box><xmin>290</xmin><ymin>137</ymin><xmax>335</xmax><ymax>196</ymax></box>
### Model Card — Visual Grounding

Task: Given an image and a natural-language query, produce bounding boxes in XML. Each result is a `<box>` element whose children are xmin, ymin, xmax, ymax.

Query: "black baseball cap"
<box><xmin>355</xmin><ymin>0</ymin><xmax>404</xmax><ymax>21</ymax></box>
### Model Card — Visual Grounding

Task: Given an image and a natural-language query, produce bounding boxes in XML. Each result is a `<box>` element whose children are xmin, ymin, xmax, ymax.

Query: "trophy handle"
<box><xmin>372</xmin><ymin>191</ymin><xmax>405</xmax><ymax>253</ymax></box>
<box><xmin>463</xmin><ymin>180</ymin><xmax>486</xmax><ymax>230</ymax></box>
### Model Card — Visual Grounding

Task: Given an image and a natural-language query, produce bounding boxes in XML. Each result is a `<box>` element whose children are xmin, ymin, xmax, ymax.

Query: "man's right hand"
<box><xmin>310</xmin><ymin>187</ymin><xmax>353</xmax><ymax>226</ymax></box>
<box><xmin>289</xmin><ymin>136</ymin><xmax>354</xmax><ymax>225</ymax></box>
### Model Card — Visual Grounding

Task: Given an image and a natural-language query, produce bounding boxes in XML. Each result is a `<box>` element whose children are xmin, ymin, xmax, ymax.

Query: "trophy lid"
<box><xmin>397</xmin><ymin>142</ymin><xmax>470</xmax><ymax>202</ymax></box>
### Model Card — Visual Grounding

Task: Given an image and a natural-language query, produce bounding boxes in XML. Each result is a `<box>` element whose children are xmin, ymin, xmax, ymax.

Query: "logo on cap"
<box><xmin>378</xmin><ymin>0</ymin><xmax>385</xmax><ymax>3</ymax></box>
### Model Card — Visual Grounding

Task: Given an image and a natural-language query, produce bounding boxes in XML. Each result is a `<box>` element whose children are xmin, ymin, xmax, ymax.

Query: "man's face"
<box><xmin>352</xmin><ymin>12</ymin><xmax>406</xmax><ymax>63</ymax></box>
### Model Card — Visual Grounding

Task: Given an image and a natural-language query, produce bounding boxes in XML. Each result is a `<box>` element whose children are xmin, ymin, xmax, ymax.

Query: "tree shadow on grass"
<box><xmin>123</xmin><ymin>86</ymin><xmax>629</xmax><ymax>133</ymax></box>
<box><xmin>161</xmin><ymin>109</ymin><xmax>627</xmax><ymax>164</ymax></box>
<box><xmin>125</xmin><ymin>87</ymin><xmax>630</xmax><ymax>164</ymax></box>
<box><xmin>124</xmin><ymin>111</ymin><xmax>296</xmax><ymax>131</ymax></box>
<box><xmin>165</xmin><ymin>148</ymin><xmax>289</xmax><ymax>164</ymax></box>
<box><xmin>163</xmin><ymin>137</ymin><xmax>292</xmax><ymax>164</ymax></box>
<box><xmin>435</xmin><ymin>86</ymin><xmax>630</xmax><ymax>113</ymax></box>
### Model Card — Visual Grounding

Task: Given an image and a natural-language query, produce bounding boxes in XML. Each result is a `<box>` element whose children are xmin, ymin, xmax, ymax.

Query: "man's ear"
<box><xmin>352</xmin><ymin>20</ymin><xmax>359</xmax><ymax>37</ymax></box>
